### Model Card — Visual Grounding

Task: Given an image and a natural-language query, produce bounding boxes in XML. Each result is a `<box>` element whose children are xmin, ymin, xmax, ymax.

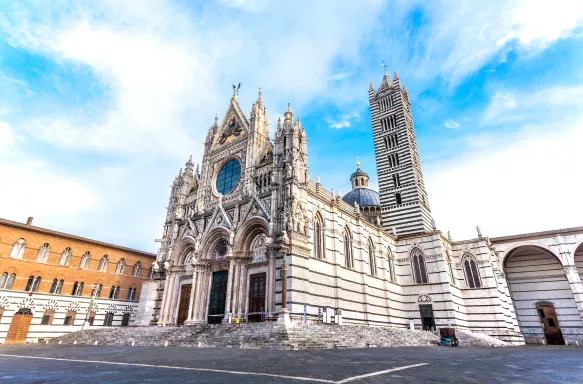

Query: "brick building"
<box><xmin>0</xmin><ymin>217</ymin><xmax>157</xmax><ymax>343</ymax></box>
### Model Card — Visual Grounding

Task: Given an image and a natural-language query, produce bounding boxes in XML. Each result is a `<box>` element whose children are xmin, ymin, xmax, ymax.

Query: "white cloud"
<box><xmin>427</xmin><ymin>122</ymin><xmax>583</xmax><ymax>239</ymax></box>
<box><xmin>444</xmin><ymin>119</ymin><xmax>460</xmax><ymax>129</ymax></box>
<box><xmin>404</xmin><ymin>0</ymin><xmax>583</xmax><ymax>84</ymax></box>
<box><xmin>327</xmin><ymin>114</ymin><xmax>359</xmax><ymax>129</ymax></box>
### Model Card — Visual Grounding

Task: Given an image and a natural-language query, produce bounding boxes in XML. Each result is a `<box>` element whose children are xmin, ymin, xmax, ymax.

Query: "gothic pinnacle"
<box><xmin>393</xmin><ymin>69</ymin><xmax>399</xmax><ymax>82</ymax></box>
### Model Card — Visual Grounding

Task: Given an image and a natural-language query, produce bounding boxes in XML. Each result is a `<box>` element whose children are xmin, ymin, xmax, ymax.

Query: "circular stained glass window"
<box><xmin>216</xmin><ymin>159</ymin><xmax>241</xmax><ymax>195</ymax></box>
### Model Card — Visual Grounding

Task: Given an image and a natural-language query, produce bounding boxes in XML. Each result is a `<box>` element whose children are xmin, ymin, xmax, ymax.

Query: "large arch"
<box><xmin>234</xmin><ymin>216</ymin><xmax>269</xmax><ymax>254</ymax></box>
<box><xmin>504</xmin><ymin>245</ymin><xmax>583</xmax><ymax>344</ymax></box>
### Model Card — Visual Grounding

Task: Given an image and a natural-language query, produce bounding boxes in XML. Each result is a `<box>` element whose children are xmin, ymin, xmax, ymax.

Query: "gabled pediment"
<box><xmin>212</xmin><ymin>99</ymin><xmax>250</xmax><ymax>150</ymax></box>
<box><xmin>240</xmin><ymin>194</ymin><xmax>272</xmax><ymax>224</ymax></box>
<box><xmin>207</xmin><ymin>202</ymin><xmax>233</xmax><ymax>230</ymax></box>
<box><xmin>258</xmin><ymin>140</ymin><xmax>274</xmax><ymax>165</ymax></box>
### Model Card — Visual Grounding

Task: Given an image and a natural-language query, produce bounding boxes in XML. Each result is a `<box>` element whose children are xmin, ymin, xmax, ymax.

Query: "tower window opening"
<box><xmin>395</xmin><ymin>192</ymin><xmax>402</xmax><ymax>205</ymax></box>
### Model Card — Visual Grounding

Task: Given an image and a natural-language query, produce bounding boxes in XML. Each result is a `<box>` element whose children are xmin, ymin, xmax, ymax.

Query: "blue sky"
<box><xmin>1</xmin><ymin>0</ymin><xmax>582</xmax><ymax>251</ymax></box>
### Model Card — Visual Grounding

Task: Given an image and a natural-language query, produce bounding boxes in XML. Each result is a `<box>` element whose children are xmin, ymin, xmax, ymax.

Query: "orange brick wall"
<box><xmin>0</xmin><ymin>221</ymin><xmax>156</xmax><ymax>301</ymax></box>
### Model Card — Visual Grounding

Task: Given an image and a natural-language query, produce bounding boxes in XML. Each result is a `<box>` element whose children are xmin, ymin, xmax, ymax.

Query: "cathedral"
<box><xmin>151</xmin><ymin>72</ymin><xmax>583</xmax><ymax>345</ymax></box>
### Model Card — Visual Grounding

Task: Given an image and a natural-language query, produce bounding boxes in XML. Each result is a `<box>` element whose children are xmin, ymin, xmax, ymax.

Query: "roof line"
<box><xmin>0</xmin><ymin>218</ymin><xmax>156</xmax><ymax>257</ymax></box>
<box><xmin>490</xmin><ymin>225</ymin><xmax>583</xmax><ymax>242</ymax></box>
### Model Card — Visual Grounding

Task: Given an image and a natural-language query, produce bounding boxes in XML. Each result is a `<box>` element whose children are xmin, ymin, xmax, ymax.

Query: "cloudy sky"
<box><xmin>1</xmin><ymin>0</ymin><xmax>582</xmax><ymax>251</ymax></box>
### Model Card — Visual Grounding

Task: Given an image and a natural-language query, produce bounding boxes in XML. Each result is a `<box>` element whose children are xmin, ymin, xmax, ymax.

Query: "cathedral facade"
<box><xmin>153</xmin><ymin>73</ymin><xmax>583</xmax><ymax>345</ymax></box>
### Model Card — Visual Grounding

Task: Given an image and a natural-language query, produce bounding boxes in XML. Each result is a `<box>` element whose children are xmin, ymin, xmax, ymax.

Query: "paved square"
<box><xmin>0</xmin><ymin>345</ymin><xmax>581</xmax><ymax>383</ymax></box>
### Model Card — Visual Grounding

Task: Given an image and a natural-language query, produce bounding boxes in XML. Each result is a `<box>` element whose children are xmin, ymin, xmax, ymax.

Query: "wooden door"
<box><xmin>248</xmin><ymin>273</ymin><xmax>266</xmax><ymax>323</ymax></box>
<box><xmin>177</xmin><ymin>284</ymin><xmax>192</xmax><ymax>325</ymax></box>
<box><xmin>419</xmin><ymin>304</ymin><xmax>435</xmax><ymax>331</ymax></box>
<box><xmin>121</xmin><ymin>313</ymin><xmax>131</xmax><ymax>326</ymax></box>
<box><xmin>6</xmin><ymin>309</ymin><xmax>33</xmax><ymax>344</ymax></box>
<box><xmin>537</xmin><ymin>304</ymin><xmax>564</xmax><ymax>345</ymax></box>
<box><xmin>208</xmin><ymin>271</ymin><xmax>228</xmax><ymax>324</ymax></box>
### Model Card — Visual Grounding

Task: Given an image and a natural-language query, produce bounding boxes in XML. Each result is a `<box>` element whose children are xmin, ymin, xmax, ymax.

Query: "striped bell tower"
<box><xmin>369</xmin><ymin>70</ymin><xmax>433</xmax><ymax>236</ymax></box>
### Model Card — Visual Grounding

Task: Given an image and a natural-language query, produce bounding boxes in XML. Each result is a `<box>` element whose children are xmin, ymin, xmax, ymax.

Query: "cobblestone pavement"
<box><xmin>0</xmin><ymin>344</ymin><xmax>581</xmax><ymax>383</ymax></box>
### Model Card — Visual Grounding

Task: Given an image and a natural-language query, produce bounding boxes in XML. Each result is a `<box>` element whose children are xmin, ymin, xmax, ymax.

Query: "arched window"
<box><xmin>313</xmin><ymin>214</ymin><xmax>325</xmax><ymax>259</ymax></box>
<box><xmin>446</xmin><ymin>253</ymin><xmax>455</xmax><ymax>286</ymax></box>
<box><xmin>114</xmin><ymin>285</ymin><xmax>120</xmax><ymax>299</ymax></box>
<box><xmin>79</xmin><ymin>251</ymin><xmax>91</xmax><ymax>269</ymax></box>
<box><xmin>10</xmin><ymin>238</ymin><xmax>26</xmax><ymax>259</ymax></box>
<box><xmin>25</xmin><ymin>276</ymin><xmax>35</xmax><ymax>291</ymax></box>
<box><xmin>56</xmin><ymin>279</ymin><xmax>64</xmax><ymax>294</ymax></box>
<box><xmin>132</xmin><ymin>261</ymin><xmax>142</xmax><ymax>277</ymax></box>
<box><xmin>463</xmin><ymin>254</ymin><xmax>481</xmax><ymax>288</ymax></box>
<box><xmin>71</xmin><ymin>281</ymin><xmax>79</xmax><ymax>295</ymax></box>
<box><xmin>98</xmin><ymin>255</ymin><xmax>108</xmax><ymax>272</ymax></box>
<box><xmin>95</xmin><ymin>284</ymin><xmax>103</xmax><ymax>297</ymax></box>
<box><xmin>386</xmin><ymin>247</ymin><xmax>396</xmax><ymax>282</ymax></box>
<box><xmin>109</xmin><ymin>285</ymin><xmax>116</xmax><ymax>298</ymax></box>
<box><xmin>127</xmin><ymin>287</ymin><xmax>137</xmax><ymax>300</ymax></box>
<box><xmin>59</xmin><ymin>247</ymin><xmax>72</xmax><ymax>266</ymax></box>
<box><xmin>148</xmin><ymin>265</ymin><xmax>155</xmax><ymax>279</ymax></box>
<box><xmin>49</xmin><ymin>279</ymin><xmax>58</xmax><ymax>293</ymax></box>
<box><xmin>77</xmin><ymin>282</ymin><xmax>84</xmax><ymax>296</ymax></box>
<box><xmin>343</xmin><ymin>228</ymin><xmax>354</xmax><ymax>269</ymax></box>
<box><xmin>368</xmin><ymin>241</ymin><xmax>377</xmax><ymax>276</ymax></box>
<box><xmin>115</xmin><ymin>258</ymin><xmax>126</xmax><ymax>274</ymax></box>
<box><xmin>36</xmin><ymin>243</ymin><xmax>50</xmax><ymax>263</ymax></box>
<box><xmin>411</xmin><ymin>248</ymin><xmax>428</xmax><ymax>284</ymax></box>
<box><xmin>0</xmin><ymin>273</ymin><xmax>16</xmax><ymax>290</ymax></box>
<box><xmin>32</xmin><ymin>276</ymin><xmax>42</xmax><ymax>292</ymax></box>
<box><xmin>395</xmin><ymin>192</ymin><xmax>402</xmax><ymax>205</ymax></box>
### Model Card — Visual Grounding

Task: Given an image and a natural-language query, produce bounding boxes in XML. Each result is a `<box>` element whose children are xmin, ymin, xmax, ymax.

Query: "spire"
<box><xmin>356</xmin><ymin>157</ymin><xmax>360</xmax><ymax>168</ymax></box>
<box><xmin>186</xmin><ymin>155</ymin><xmax>193</xmax><ymax>168</ymax></box>
<box><xmin>284</xmin><ymin>103</ymin><xmax>294</xmax><ymax>123</ymax></box>
<box><xmin>214</xmin><ymin>114</ymin><xmax>219</xmax><ymax>128</ymax></box>
<box><xmin>258</xmin><ymin>87</ymin><xmax>263</xmax><ymax>108</ymax></box>
<box><xmin>393</xmin><ymin>69</ymin><xmax>399</xmax><ymax>83</ymax></box>
<box><xmin>297</xmin><ymin>116</ymin><xmax>301</xmax><ymax>129</ymax></box>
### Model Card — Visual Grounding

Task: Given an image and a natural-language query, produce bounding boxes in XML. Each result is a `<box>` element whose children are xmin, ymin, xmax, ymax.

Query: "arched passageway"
<box><xmin>505</xmin><ymin>245</ymin><xmax>582</xmax><ymax>344</ymax></box>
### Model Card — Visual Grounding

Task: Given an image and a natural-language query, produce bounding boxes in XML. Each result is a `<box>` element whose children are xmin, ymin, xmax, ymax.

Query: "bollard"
<box><xmin>197</xmin><ymin>341</ymin><xmax>202</xmax><ymax>348</ymax></box>
<box><xmin>59</xmin><ymin>340</ymin><xmax>62</xmax><ymax>345</ymax></box>
<box><xmin>74</xmin><ymin>340</ymin><xmax>77</xmax><ymax>345</ymax></box>
<box><xmin>94</xmin><ymin>340</ymin><xmax>99</xmax><ymax>345</ymax></box>
<box><xmin>576</xmin><ymin>340</ymin><xmax>579</xmax><ymax>347</ymax></box>
<box><xmin>164</xmin><ymin>341</ymin><xmax>169</xmax><ymax>347</ymax></box>
<box><xmin>131</xmin><ymin>341</ymin><xmax>135</xmax><ymax>346</ymax></box>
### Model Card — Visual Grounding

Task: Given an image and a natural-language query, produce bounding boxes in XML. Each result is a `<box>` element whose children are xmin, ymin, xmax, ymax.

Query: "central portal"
<box><xmin>419</xmin><ymin>304</ymin><xmax>435</xmax><ymax>331</ymax></box>
<box><xmin>208</xmin><ymin>270</ymin><xmax>228</xmax><ymax>324</ymax></box>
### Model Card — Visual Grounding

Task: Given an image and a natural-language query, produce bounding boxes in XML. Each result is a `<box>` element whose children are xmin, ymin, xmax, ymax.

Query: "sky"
<box><xmin>0</xmin><ymin>0</ymin><xmax>582</xmax><ymax>252</ymax></box>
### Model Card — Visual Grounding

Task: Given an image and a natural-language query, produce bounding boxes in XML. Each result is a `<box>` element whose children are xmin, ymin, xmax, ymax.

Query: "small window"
<box><xmin>538</xmin><ymin>308</ymin><xmax>545</xmax><ymax>319</ymax></box>
<box><xmin>36</xmin><ymin>243</ymin><xmax>50</xmax><ymax>263</ymax></box>
<box><xmin>132</xmin><ymin>261</ymin><xmax>142</xmax><ymax>277</ymax></box>
<box><xmin>49</xmin><ymin>279</ymin><xmax>58</xmax><ymax>293</ymax></box>
<box><xmin>41</xmin><ymin>310</ymin><xmax>55</xmax><ymax>325</ymax></box>
<box><xmin>115</xmin><ymin>258</ymin><xmax>126</xmax><ymax>274</ymax></box>
<box><xmin>63</xmin><ymin>311</ymin><xmax>76</xmax><ymax>326</ymax></box>
<box><xmin>103</xmin><ymin>312</ymin><xmax>114</xmax><ymax>326</ymax></box>
<box><xmin>98</xmin><ymin>255</ymin><xmax>109</xmax><ymax>272</ymax></box>
<box><xmin>25</xmin><ymin>275</ymin><xmax>35</xmax><ymax>291</ymax></box>
<box><xmin>395</xmin><ymin>192</ymin><xmax>402</xmax><ymax>205</ymax></box>
<box><xmin>32</xmin><ymin>276</ymin><xmax>41</xmax><ymax>292</ymax></box>
<box><xmin>79</xmin><ymin>251</ymin><xmax>91</xmax><ymax>270</ymax></box>
<box><xmin>548</xmin><ymin>318</ymin><xmax>555</xmax><ymax>327</ymax></box>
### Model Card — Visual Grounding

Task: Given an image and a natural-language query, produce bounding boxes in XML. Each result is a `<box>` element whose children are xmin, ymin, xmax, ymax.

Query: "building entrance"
<box><xmin>208</xmin><ymin>271</ymin><xmax>228</xmax><ymax>324</ymax></box>
<box><xmin>248</xmin><ymin>273</ymin><xmax>266</xmax><ymax>323</ymax></box>
<box><xmin>537</xmin><ymin>304</ymin><xmax>564</xmax><ymax>345</ymax></box>
<box><xmin>5</xmin><ymin>308</ymin><xmax>33</xmax><ymax>344</ymax></box>
<box><xmin>419</xmin><ymin>304</ymin><xmax>435</xmax><ymax>331</ymax></box>
<box><xmin>177</xmin><ymin>284</ymin><xmax>192</xmax><ymax>325</ymax></box>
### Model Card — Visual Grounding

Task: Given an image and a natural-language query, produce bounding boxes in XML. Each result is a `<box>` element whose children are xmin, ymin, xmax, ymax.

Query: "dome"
<box><xmin>342</xmin><ymin>188</ymin><xmax>381</xmax><ymax>207</ymax></box>
<box><xmin>350</xmin><ymin>167</ymin><xmax>368</xmax><ymax>180</ymax></box>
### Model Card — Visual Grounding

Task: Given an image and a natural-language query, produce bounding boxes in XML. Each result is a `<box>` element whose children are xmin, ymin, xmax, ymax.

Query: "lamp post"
<box><xmin>84</xmin><ymin>284</ymin><xmax>99</xmax><ymax>329</ymax></box>
<box><xmin>278</xmin><ymin>251</ymin><xmax>291</xmax><ymax>323</ymax></box>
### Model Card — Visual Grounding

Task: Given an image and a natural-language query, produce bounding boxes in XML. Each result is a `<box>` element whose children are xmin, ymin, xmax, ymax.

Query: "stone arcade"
<box><xmin>149</xmin><ymin>73</ymin><xmax>583</xmax><ymax>345</ymax></box>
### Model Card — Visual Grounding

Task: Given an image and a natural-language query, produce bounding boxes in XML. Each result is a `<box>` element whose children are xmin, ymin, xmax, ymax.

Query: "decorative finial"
<box><xmin>258</xmin><ymin>87</ymin><xmax>262</xmax><ymax>100</ymax></box>
<box><xmin>214</xmin><ymin>114</ymin><xmax>218</xmax><ymax>125</ymax></box>
<box><xmin>476</xmin><ymin>225</ymin><xmax>482</xmax><ymax>238</ymax></box>
<box><xmin>287</xmin><ymin>103</ymin><xmax>292</xmax><ymax>112</ymax></box>
<box><xmin>337</xmin><ymin>189</ymin><xmax>340</xmax><ymax>197</ymax></box>
<box><xmin>356</xmin><ymin>156</ymin><xmax>360</xmax><ymax>168</ymax></box>
<box><xmin>392</xmin><ymin>227</ymin><xmax>397</xmax><ymax>237</ymax></box>
<box><xmin>317</xmin><ymin>176</ymin><xmax>321</xmax><ymax>184</ymax></box>
<box><xmin>380</xmin><ymin>60</ymin><xmax>388</xmax><ymax>74</ymax></box>
<box><xmin>232</xmin><ymin>82</ymin><xmax>241</xmax><ymax>97</ymax></box>
<box><xmin>447</xmin><ymin>230</ymin><xmax>452</xmax><ymax>241</ymax></box>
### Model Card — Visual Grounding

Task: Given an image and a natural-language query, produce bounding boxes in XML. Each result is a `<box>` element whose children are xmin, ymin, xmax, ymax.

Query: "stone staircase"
<box><xmin>53</xmin><ymin>323</ymin><xmax>441</xmax><ymax>349</ymax></box>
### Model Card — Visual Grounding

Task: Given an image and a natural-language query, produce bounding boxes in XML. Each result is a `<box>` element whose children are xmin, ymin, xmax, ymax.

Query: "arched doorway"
<box><xmin>6</xmin><ymin>308</ymin><xmax>33</xmax><ymax>344</ymax></box>
<box><xmin>505</xmin><ymin>245</ymin><xmax>578</xmax><ymax>344</ymax></box>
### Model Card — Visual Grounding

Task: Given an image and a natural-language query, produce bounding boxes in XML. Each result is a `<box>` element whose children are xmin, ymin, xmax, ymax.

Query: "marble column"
<box><xmin>564</xmin><ymin>265</ymin><xmax>583</xmax><ymax>322</ymax></box>
<box><xmin>185</xmin><ymin>263</ymin><xmax>210</xmax><ymax>325</ymax></box>
<box><xmin>222</xmin><ymin>258</ymin><xmax>235</xmax><ymax>323</ymax></box>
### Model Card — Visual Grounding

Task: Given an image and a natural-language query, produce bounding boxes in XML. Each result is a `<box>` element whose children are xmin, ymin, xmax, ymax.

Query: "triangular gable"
<box><xmin>240</xmin><ymin>194</ymin><xmax>271</xmax><ymax>224</ymax></box>
<box><xmin>213</xmin><ymin>99</ymin><xmax>250</xmax><ymax>150</ymax></box>
<box><xmin>207</xmin><ymin>202</ymin><xmax>233</xmax><ymax>230</ymax></box>
<box><xmin>258</xmin><ymin>140</ymin><xmax>274</xmax><ymax>165</ymax></box>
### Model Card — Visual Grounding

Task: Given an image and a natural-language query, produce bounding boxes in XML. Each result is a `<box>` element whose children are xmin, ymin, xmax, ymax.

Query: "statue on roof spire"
<box><xmin>232</xmin><ymin>83</ymin><xmax>241</xmax><ymax>97</ymax></box>
<box><xmin>356</xmin><ymin>157</ymin><xmax>360</xmax><ymax>168</ymax></box>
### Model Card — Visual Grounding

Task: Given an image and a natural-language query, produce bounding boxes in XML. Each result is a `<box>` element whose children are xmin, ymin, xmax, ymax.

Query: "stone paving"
<box><xmin>0</xmin><ymin>344</ymin><xmax>581</xmax><ymax>383</ymax></box>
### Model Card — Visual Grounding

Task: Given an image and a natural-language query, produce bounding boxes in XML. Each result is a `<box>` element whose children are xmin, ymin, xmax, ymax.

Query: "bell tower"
<box><xmin>369</xmin><ymin>70</ymin><xmax>433</xmax><ymax>235</ymax></box>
